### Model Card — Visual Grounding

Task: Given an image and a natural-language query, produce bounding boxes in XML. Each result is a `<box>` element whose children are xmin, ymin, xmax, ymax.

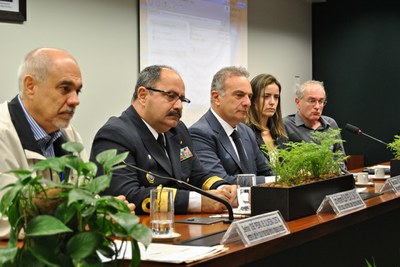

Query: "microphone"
<box><xmin>345</xmin><ymin>123</ymin><xmax>388</xmax><ymax>146</ymax></box>
<box><xmin>122</xmin><ymin>161</ymin><xmax>235</xmax><ymax>223</ymax></box>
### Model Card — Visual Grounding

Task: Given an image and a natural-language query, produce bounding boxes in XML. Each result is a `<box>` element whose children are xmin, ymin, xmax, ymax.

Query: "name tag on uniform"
<box><xmin>180</xmin><ymin>146</ymin><xmax>193</xmax><ymax>161</ymax></box>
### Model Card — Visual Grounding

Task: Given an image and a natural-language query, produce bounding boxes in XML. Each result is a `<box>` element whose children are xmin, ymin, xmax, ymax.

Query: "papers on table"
<box><xmin>98</xmin><ymin>239</ymin><xmax>228</xmax><ymax>264</ymax></box>
<box><xmin>356</xmin><ymin>187</ymin><xmax>368</xmax><ymax>193</ymax></box>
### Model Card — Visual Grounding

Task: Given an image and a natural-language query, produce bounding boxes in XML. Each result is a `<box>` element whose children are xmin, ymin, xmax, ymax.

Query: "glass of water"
<box><xmin>150</xmin><ymin>188</ymin><xmax>174</xmax><ymax>237</ymax></box>
<box><xmin>236</xmin><ymin>174</ymin><xmax>256</xmax><ymax>213</ymax></box>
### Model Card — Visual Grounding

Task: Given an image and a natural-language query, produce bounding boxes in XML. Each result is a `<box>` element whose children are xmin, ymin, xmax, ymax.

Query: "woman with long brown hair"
<box><xmin>246</xmin><ymin>74</ymin><xmax>287</xmax><ymax>156</ymax></box>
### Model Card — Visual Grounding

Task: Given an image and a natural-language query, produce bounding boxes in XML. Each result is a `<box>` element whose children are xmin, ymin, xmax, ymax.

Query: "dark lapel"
<box><xmin>53</xmin><ymin>135</ymin><xmax>69</xmax><ymax>157</ymax></box>
<box><xmin>205</xmin><ymin>109</ymin><xmax>241</xmax><ymax>168</ymax></box>
<box><xmin>8</xmin><ymin>95</ymin><xmax>69</xmax><ymax>157</ymax></box>
<box><xmin>8</xmin><ymin>96</ymin><xmax>41</xmax><ymax>154</ymax></box>
<box><xmin>127</xmin><ymin>106</ymin><xmax>173</xmax><ymax>176</ymax></box>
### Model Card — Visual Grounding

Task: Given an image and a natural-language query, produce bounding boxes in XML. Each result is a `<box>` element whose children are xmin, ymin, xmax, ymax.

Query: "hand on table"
<box><xmin>201</xmin><ymin>187</ymin><xmax>237</xmax><ymax>213</ymax></box>
<box><xmin>115</xmin><ymin>195</ymin><xmax>136</xmax><ymax>214</ymax></box>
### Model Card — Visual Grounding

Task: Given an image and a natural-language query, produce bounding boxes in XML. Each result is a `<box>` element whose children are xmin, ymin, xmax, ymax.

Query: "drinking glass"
<box><xmin>150</xmin><ymin>188</ymin><xmax>174</xmax><ymax>236</ymax></box>
<box><xmin>236</xmin><ymin>174</ymin><xmax>256</xmax><ymax>213</ymax></box>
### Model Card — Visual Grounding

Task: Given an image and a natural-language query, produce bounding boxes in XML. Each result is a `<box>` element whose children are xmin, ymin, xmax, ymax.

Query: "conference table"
<box><xmin>138</xmin><ymin>166</ymin><xmax>400</xmax><ymax>267</ymax></box>
<box><xmin>1</xmin><ymin>166</ymin><xmax>399</xmax><ymax>266</ymax></box>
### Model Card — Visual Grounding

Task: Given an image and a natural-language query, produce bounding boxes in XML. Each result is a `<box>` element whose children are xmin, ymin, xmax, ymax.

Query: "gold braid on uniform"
<box><xmin>201</xmin><ymin>176</ymin><xmax>224</xmax><ymax>190</ymax></box>
<box><xmin>141</xmin><ymin>185</ymin><xmax>177</xmax><ymax>213</ymax></box>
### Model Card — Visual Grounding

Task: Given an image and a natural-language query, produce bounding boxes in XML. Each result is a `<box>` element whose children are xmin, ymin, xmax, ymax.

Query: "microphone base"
<box><xmin>223</xmin><ymin>219</ymin><xmax>234</xmax><ymax>224</ymax></box>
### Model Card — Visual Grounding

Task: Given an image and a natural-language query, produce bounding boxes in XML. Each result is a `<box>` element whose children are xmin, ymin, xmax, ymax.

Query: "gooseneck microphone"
<box><xmin>122</xmin><ymin>161</ymin><xmax>234</xmax><ymax>223</ymax></box>
<box><xmin>345</xmin><ymin>123</ymin><xmax>388</xmax><ymax>146</ymax></box>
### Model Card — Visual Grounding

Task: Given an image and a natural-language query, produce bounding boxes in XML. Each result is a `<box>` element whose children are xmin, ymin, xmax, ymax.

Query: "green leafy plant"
<box><xmin>365</xmin><ymin>257</ymin><xmax>377</xmax><ymax>267</ymax></box>
<box><xmin>0</xmin><ymin>142</ymin><xmax>152</xmax><ymax>267</ymax></box>
<box><xmin>262</xmin><ymin>129</ymin><xmax>348</xmax><ymax>186</ymax></box>
<box><xmin>387</xmin><ymin>135</ymin><xmax>400</xmax><ymax>159</ymax></box>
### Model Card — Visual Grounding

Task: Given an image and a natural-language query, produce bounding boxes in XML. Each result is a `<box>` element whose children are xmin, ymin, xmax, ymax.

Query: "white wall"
<box><xmin>248</xmin><ymin>0</ymin><xmax>312</xmax><ymax>116</ymax></box>
<box><xmin>0</xmin><ymin>0</ymin><xmax>138</xmax><ymax>152</ymax></box>
<box><xmin>0</xmin><ymin>0</ymin><xmax>311</xmax><ymax>153</ymax></box>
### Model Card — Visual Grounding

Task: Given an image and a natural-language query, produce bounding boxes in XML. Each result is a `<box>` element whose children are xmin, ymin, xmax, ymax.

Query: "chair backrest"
<box><xmin>346</xmin><ymin>155</ymin><xmax>365</xmax><ymax>171</ymax></box>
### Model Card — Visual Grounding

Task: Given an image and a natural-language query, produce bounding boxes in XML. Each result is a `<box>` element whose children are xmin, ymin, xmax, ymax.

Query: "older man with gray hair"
<box><xmin>0</xmin><ymin>48</ymin><xmax>134</xmax><ymax>239</ymax></box>
<box><xmin>189</xmin><ymin>66</ymin><xmax>273</xmax><ymax>185</ymax></box>
<box><xmin>283</xmin><ymin>80</ymin><xmax>346</xmax><ymax>163</ymax></box>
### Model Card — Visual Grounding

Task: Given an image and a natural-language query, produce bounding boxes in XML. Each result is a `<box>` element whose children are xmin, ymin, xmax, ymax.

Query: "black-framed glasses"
<box><xmin>146</xmin><ymin>87</ymin><xmax>191</xmax><ymax>104</ymax></box>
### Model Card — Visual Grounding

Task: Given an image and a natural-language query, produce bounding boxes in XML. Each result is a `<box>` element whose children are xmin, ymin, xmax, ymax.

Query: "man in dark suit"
<box><xmin>90</xmin><ymin>65</ymin><xmax>236</xmax><ymax>215</ymax></box>
<box><xmin>189</xmin><ymin>66</ymin><xmax>273</xmax><ymax>185</ymax></box>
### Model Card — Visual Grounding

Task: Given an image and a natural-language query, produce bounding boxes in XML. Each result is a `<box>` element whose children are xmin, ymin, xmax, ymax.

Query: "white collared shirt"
<box><xmin>210</xmin><ymin>108</ymin><xmax>240</xmax><ymax>158</ymax></box>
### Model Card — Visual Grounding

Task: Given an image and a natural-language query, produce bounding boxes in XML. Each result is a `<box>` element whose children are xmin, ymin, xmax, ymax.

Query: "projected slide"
<box><xmin>140</xmin><ymin>0</ymin><xmax>247</xmax><ymax>124</ymax></box>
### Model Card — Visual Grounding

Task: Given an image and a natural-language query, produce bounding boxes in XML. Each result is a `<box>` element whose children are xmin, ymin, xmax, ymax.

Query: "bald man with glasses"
<box><xmin>90</xmin><ymin>65</ymin><xmax>237</xmax><ymax>215</ymax></box>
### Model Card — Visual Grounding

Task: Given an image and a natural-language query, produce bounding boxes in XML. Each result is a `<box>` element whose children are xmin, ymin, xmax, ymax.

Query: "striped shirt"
<box><xmin>17</xmin><ymin>95</ymin><xmax>62</xmax><ymax>158</ymax></box>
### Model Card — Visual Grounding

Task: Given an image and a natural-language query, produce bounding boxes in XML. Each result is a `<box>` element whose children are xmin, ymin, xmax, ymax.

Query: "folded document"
<box><xmin>99</xmin><ymin>240</ymin><xmax>228</xmax><ymax>264</ymax></box>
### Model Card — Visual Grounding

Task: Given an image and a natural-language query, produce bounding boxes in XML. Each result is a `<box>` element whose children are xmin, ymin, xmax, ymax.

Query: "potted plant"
<box><xmin>252</xmin><ymin>129</ymin><xmax>355</xmax><ymax>220</ymax></box>
<box><xmin>387</xmin><ymin>135</ymin><xmax>400</xmax><ymax>177</ymax></box>
<box><xmin>0</xmin><ymin>142</ymin><xmax>152</xmax><ymax>267</ymax></box>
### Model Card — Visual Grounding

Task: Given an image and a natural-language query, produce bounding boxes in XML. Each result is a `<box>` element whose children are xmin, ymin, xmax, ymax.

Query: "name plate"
<box><xmin>317</xmin><ymin>189</ymin><xmax>366</xmax><ymax>215</ymax></box>
<box><xmin>220</xmin><ymin>211</ymin><xmax>290</xmax><ymax>247</ymax></box>
<box><xmin>379</xmin><ymin>175</ymin><xmax>400</xmax><ymax>194</ymax></box>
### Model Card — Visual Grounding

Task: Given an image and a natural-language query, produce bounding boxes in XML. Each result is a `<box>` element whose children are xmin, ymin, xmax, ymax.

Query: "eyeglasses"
<box><xmin>304</xmin><ymin>98</ymin><xmax>327</xmax><ymax>106</ymax></box>
<box><xmin>146</xmin><ymin>87</ymin><xmax>191</xmax><ymax>104</ymax></box>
